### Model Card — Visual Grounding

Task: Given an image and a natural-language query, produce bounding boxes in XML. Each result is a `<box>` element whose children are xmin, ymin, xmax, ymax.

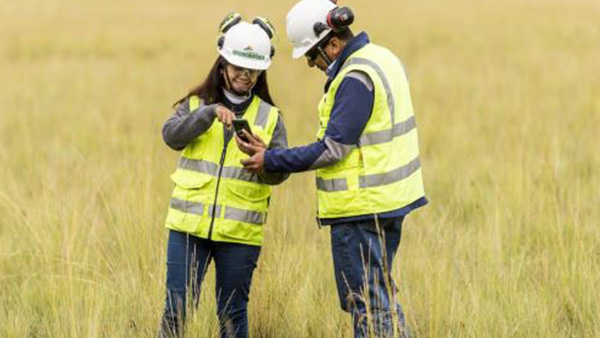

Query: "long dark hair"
<box><xmin>175</xmin><ymin>56</ymin><xmax>276</xmax><ymax>107</ymax></box>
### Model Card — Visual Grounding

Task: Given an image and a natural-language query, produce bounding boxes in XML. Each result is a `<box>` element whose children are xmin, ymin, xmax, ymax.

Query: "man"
<box><xmin>236</xmin><ymin>0</ymin><xmax>427</xmax><ymax>336</ymax></box>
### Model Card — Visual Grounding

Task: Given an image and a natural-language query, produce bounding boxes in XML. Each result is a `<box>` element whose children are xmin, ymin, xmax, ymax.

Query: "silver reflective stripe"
<box><xmin>170</xmin><ymin>198</ymin><xmax>204</xmax><ymax>215</ymax></box>
<box><xmin>179</xmin><ymin>157</ymin><xmax>218</xmax><ymax>175</ymax></box>
<box><xmin>170</xmin><ymin>200</ymin><xmax>264</xmax><ymax>224</ymax></box>
<box><xmin>359</xmin><ymin>157</ymin><xmax>421</xmax><ymax>189</ymax></box>
<box><xmin>345</xmin><ymin>71</ymin><xmax>373</xmax><ymax>91</ymax></box>
<box><xmin>316</xmin><ymin>157</ymin><xmax>420</xmax><ymax>192</ymax></box>
<box><xmin>224</xmin><ymin>206</ymin><xmax>265</xmax><ymax>225</ymax></box>
<box><xmin>360</xmin><ymin>116</ymin><xmax>416</xmax><ymax>146</ymax></box>
<box><xmin>221</xmin><ymin>167</ymin><xmax>258</xmax><ymax>182</ymax></box>
<box><xmin>208</xmin><ymin>204</ymin><xmax>222</xmax><ymax>218</ymax></box>
<box><xmin>179</xmin><ymin>158</ymin><xmax>259</xmax><ymax>183</ymax></box>
<box><xmin>309</xmin><ymin>137</ymin><xmax>356</xmax><ymax>170</ymax></box>
<box><xmin>254</xmin><ymin>100</ymin><xmax>272</xmax><ymax>129</ymax></box>
<box><xmin>316</xmin><ymin>177</ymin><xmax>348</xmax><ymax>192</ymax></box>
<box><xmin>341</xmin><ymin>57</ymin><xmax>395</xmax><ymax>127</ymax></box>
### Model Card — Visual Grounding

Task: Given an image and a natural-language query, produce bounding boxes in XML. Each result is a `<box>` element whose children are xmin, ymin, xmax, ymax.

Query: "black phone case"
<box><xmin>233</xmin><ymin>120</ymin><xmax>252</xmax><ymax>141</ymax></box>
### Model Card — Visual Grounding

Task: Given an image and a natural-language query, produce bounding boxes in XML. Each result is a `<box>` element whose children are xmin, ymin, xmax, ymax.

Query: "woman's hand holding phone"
<box><xmin>235</xmin><ymin>130</ymin><xmax>266</xmax><ymax>156</ymax></box>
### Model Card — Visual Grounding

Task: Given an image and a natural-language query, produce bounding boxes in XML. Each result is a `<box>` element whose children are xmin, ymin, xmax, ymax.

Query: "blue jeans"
<box><xmin>330</xmin><ymin>216</ymin><xmax>408</xmax><ymax>338</ymax></box>
<box><xmin>159</xmin><ymin>230</ymin><xmax>261</xmax><ymax>338</ymax></box>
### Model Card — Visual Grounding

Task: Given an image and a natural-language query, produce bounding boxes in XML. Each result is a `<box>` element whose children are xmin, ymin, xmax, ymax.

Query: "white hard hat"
<box><xmin>286</xmin><ymin>0</ymin><xmax>337</xmax><ymax>59</ymax></box>
<box><xmin>218</xmin><ymin>21</ymin><xmax>274</xmax><ymax>70</ymax></box>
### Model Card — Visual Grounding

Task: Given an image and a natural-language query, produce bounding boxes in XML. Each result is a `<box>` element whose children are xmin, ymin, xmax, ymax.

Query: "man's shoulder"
<box><xmin>342</xmin><ymin>71</ymin><xmax>374</xmax><ymax>92</ymax></box>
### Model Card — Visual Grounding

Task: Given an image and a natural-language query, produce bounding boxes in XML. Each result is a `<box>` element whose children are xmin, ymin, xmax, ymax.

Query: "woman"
<box><xmin>159</xmin><ymin>13</ymin><xmax>288</xmax><ymax>338</ymax></box>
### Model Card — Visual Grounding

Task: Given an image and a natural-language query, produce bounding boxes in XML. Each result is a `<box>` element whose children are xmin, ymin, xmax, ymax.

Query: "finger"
<box><xmin>235</xmin><ymin>135</ymin><xmax>251</xmax><ymax>149</ymax></box>
<box><xmin>225</xmin><ymin>115</ymin><xmax>232</xmax><ymax>129</ymax></box>
<box><xmin>234</xmin><ymin>135</ymin><xmax>244</xmax><ymax>150</ymax></box>
<box><xmin>246</xmin><ymin>143</ymin><xmax>262</xmax><ymax>153</ymax></box>
<box><xmin>241</xmin><ymin>129</ymin><xmax>253</xmax><ymax>140</ymax></box>
<box><xmin>235</xmin><ymin>135</ymin><xmax>247</xmax><ymax>149</ymax></box>
<box><xmin>242</xmin><ymin>130</ymin><xmax>261</xmax><ymax>147</ymax></box>
<box><xmin>250</xmin><ymin>165</ymin><xmax>262</xmax><ymax>174</ymax></box>
<box><xmin>253</xmin><ymin>133</ymin><xmax>266</xmax><ymax>146</ymax></box>
<box><xmin>235</xmin><ymin>136</ymin><xmax>252</xmax><ymax>154</ymax></box>
<box><xmin>243</xmin><ymin>162</ymin><xmax>257</xmax><ymax>172</ymax></box>
<box><xmin>251</xmin><ymin>134</ymin><xmax>265</xmax><ymax>148</ymax></box>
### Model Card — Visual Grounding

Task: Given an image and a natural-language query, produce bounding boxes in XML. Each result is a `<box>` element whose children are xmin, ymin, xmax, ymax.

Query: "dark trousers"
<box><xmin>159</xmin><ymin>230</ymin><xmax>261</xmax><ymax>338</ymax></box>
<box><xmin>330</xmin><ymin>216</ymin><xmax>409</xmax><ymax>338</ymax></box>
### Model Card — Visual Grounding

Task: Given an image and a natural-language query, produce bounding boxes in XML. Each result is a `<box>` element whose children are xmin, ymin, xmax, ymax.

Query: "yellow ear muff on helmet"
<box><xmin>219</xmin><ymin>12</ymin><xmax>242</xmax><ymax>34</ymax></box>
<box><xmin>252</xmin><ymin>16</ymin><xmax>275</xmax><ymax>39</ymax></box>
<box><xmin>217</xmin><ymin>12</ymin><xmax>243</xmax><ymax>50</ymax></box>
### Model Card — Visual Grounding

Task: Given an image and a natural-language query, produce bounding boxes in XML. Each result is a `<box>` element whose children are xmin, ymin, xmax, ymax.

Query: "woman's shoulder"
<box><xmin>175</xmin><ymin>95</ymin><xmax>208</xmax><ymax>113</ymax></box>
<box><xmin>187</xmin><ymin>96</ymin><xmax>204</xmax><ymax>111</ymax></box>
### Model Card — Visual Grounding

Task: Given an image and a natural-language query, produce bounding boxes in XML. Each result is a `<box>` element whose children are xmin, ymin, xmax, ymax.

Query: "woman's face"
<box><xmin>224</xmin><ymin>64</ymin><xmax>262</xmax><ymax>94</ymax></box>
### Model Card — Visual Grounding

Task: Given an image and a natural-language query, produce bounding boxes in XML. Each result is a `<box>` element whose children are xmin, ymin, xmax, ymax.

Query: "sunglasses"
<box><xmin>305</xmin><ymin>38</ymin><xmax>332</xmax><ymax>62</ymax></box>
<box><xmin>305</xmin><ymin>47</ymin><xmax>319</xmax><ymax>62</ymax></box>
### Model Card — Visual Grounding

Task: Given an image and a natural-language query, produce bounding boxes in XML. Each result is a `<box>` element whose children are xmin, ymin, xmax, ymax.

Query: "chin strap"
<box><xmin>223</xmin><ymin>67</ymin><xmax>256</xmax><ymax>96</ymax></box>
<box><xmin>317</xmin><ymin>45</ymin><xmax>333</xmax><ymax>66</ymax></box>
<box><xmin>223</xmin><ymin>67</ymin><xmax>234</xmax><ymax>91</ymax></box>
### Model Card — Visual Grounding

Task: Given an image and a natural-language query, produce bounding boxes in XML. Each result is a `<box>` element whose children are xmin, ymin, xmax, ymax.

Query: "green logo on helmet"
<box><xmin>233</xmin><ymin>50</ymin><xmax>266</xmax><ymax>61</ymax></box>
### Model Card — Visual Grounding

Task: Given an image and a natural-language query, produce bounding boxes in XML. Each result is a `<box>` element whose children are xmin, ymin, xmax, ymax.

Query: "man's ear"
<box><xmin>328</xmin><ymin>37</ymin><xmax>343</xmax><ymax>58</ymax></box>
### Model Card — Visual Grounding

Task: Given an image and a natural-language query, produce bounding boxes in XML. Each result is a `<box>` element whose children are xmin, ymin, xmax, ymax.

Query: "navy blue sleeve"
<box><xmin>264</xmin><ymin>74</ymin><xmax>375</xmax><ymax>173</ymax></box>
<box><xmin>324</xmin><ymin>73</ymin><xmax>374</xmax><ymax>144</ymax></box>
<box><xmin>264</xmin><ymin>139</ymin><xmax>327</xmax><ymax>173</ymax></box>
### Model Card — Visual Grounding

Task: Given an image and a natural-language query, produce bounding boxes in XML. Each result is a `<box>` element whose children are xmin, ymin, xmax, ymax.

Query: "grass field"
<box><xmin>1</xmin><ymin>0</ymin><xmax>599</xmax><ymax>336</ymax></box>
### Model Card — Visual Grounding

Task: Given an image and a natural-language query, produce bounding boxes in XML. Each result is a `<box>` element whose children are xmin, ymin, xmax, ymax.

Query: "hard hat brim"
<box><xmin>290</xmin><ymin>30</ymin><xmax>331</xmax><ymax>59</ymax></box>
<box><xmin>292</xmin><ymin>46</ymin><xmax>312</xmax><ymax>59</ymax></box>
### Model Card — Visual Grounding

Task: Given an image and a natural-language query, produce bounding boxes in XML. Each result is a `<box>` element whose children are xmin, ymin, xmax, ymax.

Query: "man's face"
<box><xmin>305</xmin><ymin>49</ymin><xmax>329</xmax><ymax>72</ymax></box>
<box><xmin>304</xmin><ymin>39</ymin><xmax>335</xmax><ymax>73</ymax></box>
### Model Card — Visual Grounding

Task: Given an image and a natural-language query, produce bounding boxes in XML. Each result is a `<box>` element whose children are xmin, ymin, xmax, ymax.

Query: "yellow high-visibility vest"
<box><xmin>165</xmin><ymin>95</ymin><xmax>279</xmax><ymax>246</ymax></box>
<box><xmin>316</xmin><ymin>43</ymin><xmax>426</xmax><ymax>218</ymax></box>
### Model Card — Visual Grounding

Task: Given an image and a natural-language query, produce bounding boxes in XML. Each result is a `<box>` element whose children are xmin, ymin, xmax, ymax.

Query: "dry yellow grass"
<box><xmin>0</xmin><ymin>0</ymin><xmax>599</xmax><ymax>336</ymax></box>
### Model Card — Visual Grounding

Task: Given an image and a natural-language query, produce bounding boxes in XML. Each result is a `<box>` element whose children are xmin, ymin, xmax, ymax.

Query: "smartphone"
<box><xmin>232</xmin><ymin>119</ymin><xmax>253</xmax><ymax>142</ymax></box>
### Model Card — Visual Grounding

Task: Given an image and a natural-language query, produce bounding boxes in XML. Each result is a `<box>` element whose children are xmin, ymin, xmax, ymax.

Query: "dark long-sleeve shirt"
<box><xmin>162</xmin><ymin>93</ymin><xmax>289</xmax><ymax>185</ymax></box>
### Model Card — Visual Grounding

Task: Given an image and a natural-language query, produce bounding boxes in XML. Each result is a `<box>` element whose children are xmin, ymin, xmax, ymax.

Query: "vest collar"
<box><xmin>325</xmin><ymin>32</ymin><xmax>370</xmax><ymax>87</ymax></box>
<box><xmin>221</xmin><ymin>87</ymin><xmax>254</xmax><ymax>116</ymax></box>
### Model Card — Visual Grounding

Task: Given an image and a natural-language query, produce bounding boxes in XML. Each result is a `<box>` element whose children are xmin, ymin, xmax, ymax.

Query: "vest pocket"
<box><xmin>166</xmin><ymin>171</ymin><xmax>214</xmax><ymax>233</ymax></box>
<box><xmin>170</xmin><ymin>170</ymin><xmax>213</xmax><ymax>190</ymax></box>
<box><xmin>226</xmin><ymin>181</ymin><xmax>270</xmax><ymax>203</ymax></box>
<box><xmin>318</xmin><ymin>150</ymin><xmax>361</xmax><ymax>176</ymax></box>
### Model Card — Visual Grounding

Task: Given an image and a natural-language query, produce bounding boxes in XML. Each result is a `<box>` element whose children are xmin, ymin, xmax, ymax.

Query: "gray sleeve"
<box><xmin>162</xmin><ymin>98</ymin><xmax>219</xmax><ymax>151</ymax></box>
<box><xmin>306</xmin><ymin>71</ymin><xmax>370</xmax><ymax>170</ymax></box>
<box><xmin>257</xmin><ymin>113</ymin><xmax>291</xmax><ymax>185</ymax></box>
<box><xmin>308</xmin><ymin>136</ymin><xmax>357</xmax><ymax>170</ymax></box>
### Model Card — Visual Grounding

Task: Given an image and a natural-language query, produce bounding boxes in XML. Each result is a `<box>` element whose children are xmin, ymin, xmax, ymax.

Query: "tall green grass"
<box><xmin>1</xmin><ymin>0</ymin><xmax>598</xmax><ymax>336</ymax></box>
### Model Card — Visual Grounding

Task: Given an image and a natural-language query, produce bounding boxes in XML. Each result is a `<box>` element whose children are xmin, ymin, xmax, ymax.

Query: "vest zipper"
<box><xmin>207</xmin><ymin>128</ymin><xmax>230</xmax><ymax>240</ymax></box>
